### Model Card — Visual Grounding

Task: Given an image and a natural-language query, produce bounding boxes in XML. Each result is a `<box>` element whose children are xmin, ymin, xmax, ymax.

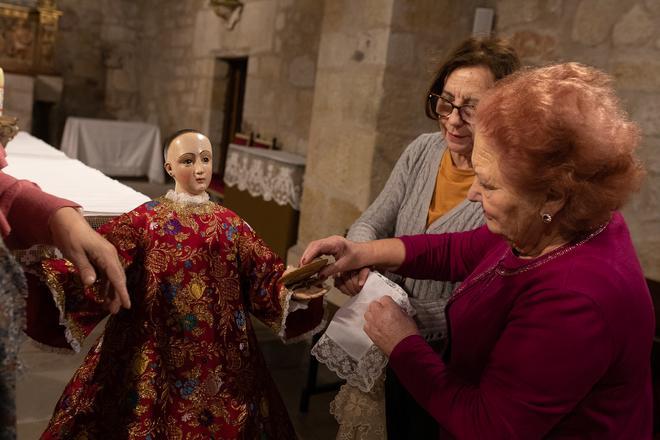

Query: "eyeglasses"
<box><xmin>427</xmin><ymin>93</ymin><xmax>476</xmax><ymax>124</ymax></box>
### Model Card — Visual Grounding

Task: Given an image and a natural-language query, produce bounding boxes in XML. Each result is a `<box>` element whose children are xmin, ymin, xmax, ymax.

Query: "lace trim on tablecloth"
<box><xmin>223</xmin><ymin>148</ymin><xmax>304</xmax><ymax>210</ymax></box>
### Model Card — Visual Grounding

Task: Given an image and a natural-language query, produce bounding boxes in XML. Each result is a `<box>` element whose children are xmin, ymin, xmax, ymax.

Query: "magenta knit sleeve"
<box><xmin>395</xmin><ymin>224</ymin><xmax>499</xmax><ymax>282</ymax></box>
<box><xmin>388</xmin><ymin>289</ymin><xmax>613</xmax><ymax>439</ymax></box>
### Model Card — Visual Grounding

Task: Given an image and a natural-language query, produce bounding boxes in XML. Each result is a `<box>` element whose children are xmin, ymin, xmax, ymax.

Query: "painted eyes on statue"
<box><xmin>178</xmin><ymin>156</ymin><xmax>211</xmax><ymax>165</ymax></box>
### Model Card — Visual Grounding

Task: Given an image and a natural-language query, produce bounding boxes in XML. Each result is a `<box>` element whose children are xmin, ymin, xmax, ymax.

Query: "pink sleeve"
<box><xmin>395</xmin><ymin>225</ymin><xmax>501</xmax><ymax>282</ymax></box>
<box><xmin>388</xmin><ymin>290</ymin><xmax>612</xmax><ymax>439</ymax></box>
<box><xmin>0</xmin><ymin>172</ymin><xmax>80</xmax><ymax>248</ymax></box>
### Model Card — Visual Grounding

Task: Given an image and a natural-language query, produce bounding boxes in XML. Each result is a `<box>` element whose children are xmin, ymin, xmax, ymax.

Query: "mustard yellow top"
<box><xmin>426</xmin><ymin>150</ymin><xmax>475</xmax><ymax>227</ymax></box>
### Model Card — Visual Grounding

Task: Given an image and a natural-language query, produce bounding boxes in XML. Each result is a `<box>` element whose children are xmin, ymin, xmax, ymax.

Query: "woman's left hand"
<box><xmin>364</xmin><ymin>296</ymin><xmax>419</xmax><ymax>356</ymax></box>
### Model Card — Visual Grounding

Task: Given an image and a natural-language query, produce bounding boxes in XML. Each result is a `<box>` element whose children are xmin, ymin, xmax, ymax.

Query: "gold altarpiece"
<box><xmin>0</xmin><ymin>0</ymin><xmax>62</xmax><ymax>75</ymax></box>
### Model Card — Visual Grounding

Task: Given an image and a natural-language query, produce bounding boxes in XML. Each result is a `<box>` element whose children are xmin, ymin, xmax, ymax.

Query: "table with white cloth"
<box><xmin>4</xmin><ymin>131</ymin><xmax>151</xmax><ymax>263</ymax></box>
<box><xmin>5</xmin><ymin>131</ymin><xmax>150</xmax><ymax>216</ymax></box>
<box><xmin>223</xmin><ymin>143</ymin><xmax>305</xmax><ymax>259</ymax></box>
<box><xmin>61</xmin><ymin>117</ymin><xmax>164</xmax><ymax>184</ymax></box>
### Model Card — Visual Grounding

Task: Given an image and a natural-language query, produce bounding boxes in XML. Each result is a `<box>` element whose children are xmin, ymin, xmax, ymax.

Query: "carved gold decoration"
<box><xmin>0</xmin><ymin>0</ymin><xmax>62</xmax><ymax>74</ymax></box>
<box><xmin>0</xmin><ymin>115</ymin><xmax>19</xmax><ymax>147</ymax></box>
<box><xmin>210</xmin><ymin>0</ymin><xmax>243</xmax><ymax>30</ymax></box>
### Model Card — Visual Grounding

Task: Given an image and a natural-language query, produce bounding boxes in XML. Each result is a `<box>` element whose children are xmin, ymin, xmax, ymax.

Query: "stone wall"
<box><xmin>293</xmin><ymin>0</ymin><xmax>660</xmax><ymax>279</ymax></box>
<box><xmin>495</xmin><ymin>0</ymin><xmax>660</xmax><ymax>278</ymax></box>
<box><xmin>46</xmin><ymin>0</ymin><xmax>324</xmax><ymax>155</ymax></box>
<box><xmin>100</xmin><ymin>0</ymin><xmax>142</xmax><ymax>121</ymax></box>
<box><xmin>49</xmin><ymin>0</ymin><xmax>142</xmax><ymax>143</ymax></box>
<box><xmin>35</xmin><ymin>0</ymin><xmax>660</xmax><ymax>277</ymax></box>
<box><xmin>294</xmin><ymin>0</ymin><xmax>493</xmax><ymax>246</ymax></box>
<box><xmin>53</xmin><ymin>0</ymin><xmax>107</xmax><ymax>123</ymax></box>
<box><xmin>133</xmin><ymin>0</ymin><xmax>324</xmax><ymax>155</ymax></box>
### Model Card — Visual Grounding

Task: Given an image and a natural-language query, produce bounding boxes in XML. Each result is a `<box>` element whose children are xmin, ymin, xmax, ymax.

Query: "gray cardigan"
<box><xmin>347</xmin><ymin>132</ymin><xmax>484</xmax><ymax>341</ymax></box>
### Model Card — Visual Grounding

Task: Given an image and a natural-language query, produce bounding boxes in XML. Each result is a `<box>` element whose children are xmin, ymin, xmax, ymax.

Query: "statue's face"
<box><xmin>164</xmin><ymin>132</ymin><xmax>213</xmax><ymax>196</ymax></box>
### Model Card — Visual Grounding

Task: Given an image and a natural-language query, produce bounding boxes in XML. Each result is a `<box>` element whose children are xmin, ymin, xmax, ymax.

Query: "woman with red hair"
<box><xmin>302</xmin><ymin>63</ymin><xmax>654</xmax><ymax>439</ymax></box>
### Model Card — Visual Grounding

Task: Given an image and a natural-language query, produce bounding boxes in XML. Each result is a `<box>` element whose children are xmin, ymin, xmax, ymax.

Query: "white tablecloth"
<box><xmin>223</xmin><ymin>143</ymin><xmax>305</xmax><ymax>210</ymax></box>
<box><xmin>61</xmin><ymin>117</ymin><xmax>164</xmax><ymax>184</ymax></box>
<box><xmin>5</xmin><ymin>131</ymin><xmax>150</xmax><ymax>216</ymax></box>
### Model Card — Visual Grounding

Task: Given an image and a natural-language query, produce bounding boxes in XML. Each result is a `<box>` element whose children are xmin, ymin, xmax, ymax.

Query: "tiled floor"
<box><xmin>16</xmin><ymin>177</ymin><xmax>341</xmax><ymax>439</ymax></box>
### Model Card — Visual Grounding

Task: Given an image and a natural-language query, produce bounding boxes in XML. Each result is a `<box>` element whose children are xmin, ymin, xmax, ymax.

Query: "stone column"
<box><xmin>288</xmin><ymin>0</ymin><xmax>480</xmax><ymax>262</ymax></box>
<box><xmin>288</xmin><ymin>0</ymin><xmax>396</xmax><ymax>263</ymax></box>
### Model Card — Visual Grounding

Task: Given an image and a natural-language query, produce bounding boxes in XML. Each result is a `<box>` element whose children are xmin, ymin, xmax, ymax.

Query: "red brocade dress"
<box><xmin>28</xmin><ymin>191</ymin><xmax>325</xmax><ymax>439</ymax></box>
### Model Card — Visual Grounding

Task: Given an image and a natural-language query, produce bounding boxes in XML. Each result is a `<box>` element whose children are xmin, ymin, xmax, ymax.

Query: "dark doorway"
<box><xmin>210</xmin><ymin>57</ymin><xmax>247</xmax><ymax>186</ymax></box>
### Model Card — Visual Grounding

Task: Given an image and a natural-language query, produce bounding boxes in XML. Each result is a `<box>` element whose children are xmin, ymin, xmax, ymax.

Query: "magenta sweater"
<box><xmin>390</xmin><ymin>212</ymin><xmax>654</xmax><ymax>439</ymax></box>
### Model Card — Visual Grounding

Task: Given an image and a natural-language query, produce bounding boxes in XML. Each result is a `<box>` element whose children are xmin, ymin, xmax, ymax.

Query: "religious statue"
<box><xmin>28</xmin><ymin>129</ymin><xmax>329</xmax><ymax>439</ymax></box>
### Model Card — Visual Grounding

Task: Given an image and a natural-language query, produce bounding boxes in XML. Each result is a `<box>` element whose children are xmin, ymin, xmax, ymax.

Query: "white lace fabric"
<box><xmin>223</xmin><ymin>145</ymin><xmax>305</xmax><ymax>210</ymax></box>
<box><xmin>164</xmin><ymin>189</ymin><xmax>210</xmax><ymax>204</ymax></box>
<box><xmin>331</xmin><ymin>378</ymin><xmax>387</xmax><ymax>440</ymax></box>
<box><xmin>311</xmin><ymin>271</ymin><xmax>415</xmax><ymax>392</ymax></box>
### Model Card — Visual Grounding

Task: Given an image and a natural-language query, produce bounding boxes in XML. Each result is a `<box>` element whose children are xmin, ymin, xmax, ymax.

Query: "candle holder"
<box><xmin>0</xmin><ymin>116</ymin><xmax>19</xmax><ymax>147</ymax></box>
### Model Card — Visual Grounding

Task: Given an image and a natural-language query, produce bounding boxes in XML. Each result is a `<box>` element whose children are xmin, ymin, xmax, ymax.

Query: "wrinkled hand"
<box><xmin>334</xmin><ymin>267</ymin><xmax>370</xmax><ymax>296</ymax></box>
<box><xmin>300</xmin><ymin>235</ymin><xmax>368</xmax><ymax>278</ymax></box>
<box><xmin>364</xmin><ymin>296</ymin><xmax>419</xmax><ymax>356</ymax></box>
<box><xmin>49</xmin><ymin>207</ymin><xmax>130</xmax><ymax>314</ymax></box>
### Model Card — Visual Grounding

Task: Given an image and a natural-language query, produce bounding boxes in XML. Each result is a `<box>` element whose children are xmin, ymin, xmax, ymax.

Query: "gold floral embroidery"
<box><xmin>39</xmin><ymin>198</ymin><xmax>313</xmax><ymax>439</ymax></box>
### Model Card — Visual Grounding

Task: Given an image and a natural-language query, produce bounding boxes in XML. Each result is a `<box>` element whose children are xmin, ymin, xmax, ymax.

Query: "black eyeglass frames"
<box><xmin>427</xmin><ymin>93</ymin><xmax>476</xmax><ymax>123</ymax></box>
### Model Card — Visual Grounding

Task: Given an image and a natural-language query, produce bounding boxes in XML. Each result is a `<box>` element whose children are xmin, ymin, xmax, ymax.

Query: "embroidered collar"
<box><xmin>164</xmin><ymin>189</ymin><xmax>210</xmax><ymax>205</ymax></box>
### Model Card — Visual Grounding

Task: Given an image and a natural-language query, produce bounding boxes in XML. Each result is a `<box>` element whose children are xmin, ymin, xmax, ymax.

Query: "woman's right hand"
<box><xmin>302</xmin><ymin>236</ymin><xmax>406</xmax><ymax>280</ymax></box>
<box><xmin>49</xmin><ymin>207</ymin><xmax>130</xmax><ymax>314</ymax></box>
<box><xmin>300</xmin><ymin>235</ymin><xmax>369</xmax><ymax>279</ymax></box>
<box><xmin>334</xmin><ymin>267</ymin><xmax>370</xmax><ymax>296</ymax></box>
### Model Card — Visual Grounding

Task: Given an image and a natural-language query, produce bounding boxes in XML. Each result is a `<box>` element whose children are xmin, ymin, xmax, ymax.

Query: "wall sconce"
<box><xmin>210</xmin><ymin>0</ymin><xmax>244</xmax><ymax>30</ymax></box>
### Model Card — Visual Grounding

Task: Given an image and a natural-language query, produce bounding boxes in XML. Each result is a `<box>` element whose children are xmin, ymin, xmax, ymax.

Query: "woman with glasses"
<box><xmin>305</xmin><ymin>63</ymin><xmax>653</xmax><ymax>439</ymax></box>
<box><xmin>330</xmin><ymin>37</ymin><xmax>520</xmax><ymax>439</ymax></box>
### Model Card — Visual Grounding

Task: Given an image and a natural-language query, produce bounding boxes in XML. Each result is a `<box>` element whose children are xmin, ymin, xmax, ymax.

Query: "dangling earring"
<box><xmin>541</xmin><ymin>213</ymin><xmax>552</xmax><ymax>224</ymax></box>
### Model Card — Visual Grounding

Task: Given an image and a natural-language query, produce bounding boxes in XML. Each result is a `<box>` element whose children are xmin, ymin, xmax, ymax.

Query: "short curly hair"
<box><xmin>425</xmin><ymin>36</ymin><xmax>521</xmax><ymax>119</ymax></box>
<box><xmin>476</xmin><ymin>62</ymin><xmax>645</xmax><ymax>237</ymax></box>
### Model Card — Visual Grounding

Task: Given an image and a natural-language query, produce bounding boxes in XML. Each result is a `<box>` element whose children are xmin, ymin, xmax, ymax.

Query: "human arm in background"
<box><xmin>25</xmin><ymin>207</ymin><xmax>145</xmax><ymax>350</ymax></box>
<box><xmin>0</xmin><ymin>169</ymin><xmax>129</xmax><ymax>313</ymax></box>
<box><xmin>338</xmin><ymin>137</ymin><xmax>428</xmax><ymax>294</ymax></box>
<box><xmin>301</xmin><ymin>224</ymin><xmax>497</xmax><ymax>283</ymax></box>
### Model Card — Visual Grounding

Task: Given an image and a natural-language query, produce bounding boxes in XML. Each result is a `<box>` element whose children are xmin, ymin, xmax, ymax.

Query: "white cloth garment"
<box><xmin>312</xmin><ymin>271</ymin><xmax>415</xmax><ymax>392</ymax></box>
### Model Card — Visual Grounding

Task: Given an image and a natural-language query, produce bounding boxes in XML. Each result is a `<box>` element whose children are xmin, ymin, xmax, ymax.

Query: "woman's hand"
<box><xmin>301</xmin><ymin>236</ymin><xmax>406</xmax><ymax>280</ymax></box>
<box><xmin>300</xmin><ymin>235</ymin><xmax>368</xmax><ymax>278</ymax></box>
<box><xmin>334</xmin><ymin>267</ymin><xmax>370</xmax><ymax>296</ymax></box>
<box><xmin>49</xmin><ymin>207</ymin><xmax>130</xmax><ymax>314</ymax></box>
<box><xmin>364</xmin><ymin>296</ymin><xmax>419</xmax><ymax>356</ymax></box>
